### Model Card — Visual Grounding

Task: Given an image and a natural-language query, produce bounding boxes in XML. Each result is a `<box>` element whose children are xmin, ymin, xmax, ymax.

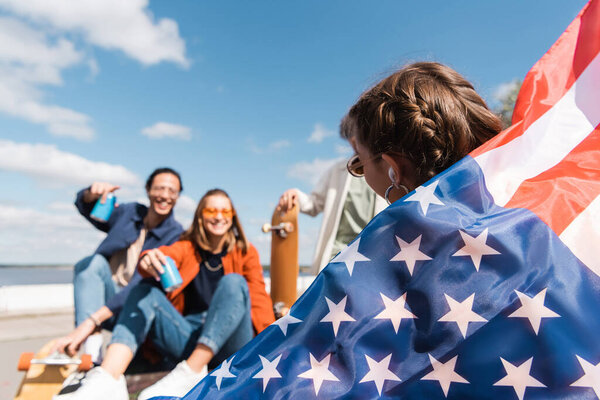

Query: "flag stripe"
<box><xmin>560</xmin><ymin>192</ymin><xmax>600</xmax><ymax>277</ymax></box>
<box><xmin>504</xmin><ymin>124</ymin><xmax>600</xmax><ymax>235</ymax></box>
<box><xmin>471</xmin><ymin>0</ymin><xmax>600</xmax><ymax>157</ymax></box>
<box><xmin>474</xmin><ymin>52</ymin><xmax>600</xmax><ymax>206</ymax></box>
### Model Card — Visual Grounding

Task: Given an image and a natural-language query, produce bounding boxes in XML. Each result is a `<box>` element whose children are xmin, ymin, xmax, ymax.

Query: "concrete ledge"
<box><xmin>0</xmin><ymin>275</ymin><xmax>316</xmax><ymax>317</ymax></box>
<box><xmin>0</xmin><ymin>284</ymin><xmax>73</xmax><ymax>315</ymax></box>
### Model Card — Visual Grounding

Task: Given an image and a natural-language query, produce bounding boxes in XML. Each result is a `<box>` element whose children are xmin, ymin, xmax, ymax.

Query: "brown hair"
<box><xmin>180</xmin><ymin>188</ymin><xmax>249</xmax><ymax>255</ymax></box>
<box><xmin>348</xmin><ymin>62</ymin><xmax>502</xmax><ymax>183</ymax></box>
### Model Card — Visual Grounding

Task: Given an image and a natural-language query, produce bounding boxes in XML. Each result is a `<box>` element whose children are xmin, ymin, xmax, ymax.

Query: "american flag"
<box><xmin>157</xmin><ymin>1</ymin><xmax>600</xmax><ymax>398</ymax></box>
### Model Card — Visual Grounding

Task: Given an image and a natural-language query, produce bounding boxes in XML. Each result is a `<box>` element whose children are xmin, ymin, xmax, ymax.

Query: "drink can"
<box><xmin>90</xmin><ymin>193</ymin><xmax>116</xmax><ymax>222</ymax></box>
<box><xmin>160</xmin><ymin>256</ymin><xmax>183</xmax><ymax>292</ymax></box>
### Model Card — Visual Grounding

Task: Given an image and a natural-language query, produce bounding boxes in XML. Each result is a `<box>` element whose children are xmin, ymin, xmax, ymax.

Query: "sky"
<box><xmin>0</xmin><ymin>0</ymin><xmax>589</xmax><ymax>266</ymax></box>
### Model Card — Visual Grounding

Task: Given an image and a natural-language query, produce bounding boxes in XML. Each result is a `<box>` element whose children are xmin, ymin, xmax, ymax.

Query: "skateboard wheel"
<box><xmin>79</xmin><ymin>354</ymin><xmax>93</xmax><ymax>371</ymax></box>
<box><xmin>283</xmin><ymin>222</ymin><xmax>294</xmax><ymax>233</ymax></box>
<box><xmin>261</xmin><ymin>223</ymin><xmax>271</xmax><ymax>233</ymax></box>
<box><xmin>17</xmin><ymin>352</ymin><xmax>34</xmax><ymax>371</ymax></box>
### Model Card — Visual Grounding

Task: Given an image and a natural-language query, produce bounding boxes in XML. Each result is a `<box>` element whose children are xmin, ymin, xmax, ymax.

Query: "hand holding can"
<box><xmin>90</xmin><ymin>193</ymin><xmax>116</xmax><ymax>222</ymax></box>
<box><xmin>160</xmin><ymin>256</ymin><xmax>183</xmax><ymax>292</ymax></box>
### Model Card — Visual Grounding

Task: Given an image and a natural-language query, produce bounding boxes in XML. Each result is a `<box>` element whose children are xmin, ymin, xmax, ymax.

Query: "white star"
<box><xmin>210</xmin><ymin>356</ymin><xmax>236</xmax><ymax>390</ymax></box>
<box><xmin>253</xmin><ymin>354</ymin><xmax>282</xmax><ymax>392</ymax></box>
<box><xmin>298</xmin><ymin>353</ymin><xmax>340</xmax><ymax>395</ymax></box>
<box><xmin>359</xmin><ymin>354</ymin><xmax>401</xmax><ymax>396</ymax></box>
<box><xmin>390</xmin><ymin>235</ymin><xmax>432</xmax><ymax>275</ymax></box>
<box><xmin>508</xmin><ymin>289</ymin><xmax>560</xmax><ymax>334</ymax></box>
<box><xmin>320</xmin><ymin>295</ymin><xmax>355</xmax><ymax>337</ymax></box>
<box><xmin>421</xmin><ymin>354</ymin><xmax>468</xmax><ymax>397</ymax></box>
<box><xmin>571</xmin><ymin>355</ymin><xmax>600</xmax><ymax>398</ymax></box>
<box><xmin>374</xmin><ymin>293</ymin><xmax>417</xmax><ymax>333</ymax></box>
<box><xmin>494</xmin><ymin>357</ymin><xmax>545</xmax><ymax>400</ymax></box>
<box><xmin>404</xmin><ymin>180</ymin><xmax>444</xmax><ymax>215</ymax></box>
<box><xmin>330</xmin><ymin>238</ymin><xmax>370</xmax><ymax>276</ymax></box>
<box><xmin>438</xmin><ymin>293</ymin><xmax>486</xmax><ymax>338</ymax></box>
<box><xmin>452</xmin><ymin>228</ymin><xmax>500</xmax><ymax>271</ymax></box>
<box><xmin>272</xmin><ymin>312</ymin><xmax>302</xmax><ymax>336</ymax></box>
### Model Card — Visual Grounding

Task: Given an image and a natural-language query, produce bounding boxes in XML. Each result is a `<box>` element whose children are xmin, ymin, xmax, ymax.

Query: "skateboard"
<box><xmin>262</xmin><ymin>204</ymin><xmax>299</xmax><ymax>318</ymax></box>
<box><xmin>14</xmin><ymin>339</ymin><xmax>92</xmax><ymax>400</ymax></box>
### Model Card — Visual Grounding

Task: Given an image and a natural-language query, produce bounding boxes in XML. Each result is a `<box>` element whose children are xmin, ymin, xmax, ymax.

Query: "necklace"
<box><xmin>203</xmin><ymin>260</ymin><xmax>223</xmax><ymax>272</ymax></box>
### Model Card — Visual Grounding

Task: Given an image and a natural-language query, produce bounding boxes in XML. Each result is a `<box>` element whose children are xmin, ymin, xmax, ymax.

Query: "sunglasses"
<box><xmin>202</xmin><ymin>207</ymin><xmax>234</xmax><ymax>219</ymax></box>
<box><xmin>346</xmin><ymin>153</ymin><xmax>381</xmax><ymax>177</ymax></box>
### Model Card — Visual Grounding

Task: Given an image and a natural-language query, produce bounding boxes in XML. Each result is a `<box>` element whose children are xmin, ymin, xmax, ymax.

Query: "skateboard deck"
<box><xmin>263</xmin><ymin>204</ymin><xmax>299</xmax><ymax>317</ymax></box>
<box><xmin>14</xmin><ymin>339</ymin><xmax>92</xmax><ymax>400</ymax></box>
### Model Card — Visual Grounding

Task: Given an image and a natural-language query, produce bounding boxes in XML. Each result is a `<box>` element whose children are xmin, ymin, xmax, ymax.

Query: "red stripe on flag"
<box><xmin>505</xmin><ymin>124</ymin><xmax>600</xmax><ymax>235</ymax></box>
<box><xmin>472</xmin><ymin>0</ymin><xmax>600</xmax><ymax>158</ymax></box>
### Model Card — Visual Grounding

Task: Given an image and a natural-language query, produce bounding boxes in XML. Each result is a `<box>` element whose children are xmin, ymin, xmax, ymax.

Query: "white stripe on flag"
<box><xmin>559</xmin><ymin>194</ymin><xmax>600</xmax><ymax>277</ymax></box>
<box><xmin>475</xmin><ymin>51</ymin><xmax>600</xmax><ymax>207</ymax></box>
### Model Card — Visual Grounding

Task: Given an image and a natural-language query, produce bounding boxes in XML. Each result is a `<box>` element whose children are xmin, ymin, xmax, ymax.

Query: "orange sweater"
<box><xmin>139</xmin><ymin>240</ymin><xmax>275</xmax><ymax>333</ymax></box>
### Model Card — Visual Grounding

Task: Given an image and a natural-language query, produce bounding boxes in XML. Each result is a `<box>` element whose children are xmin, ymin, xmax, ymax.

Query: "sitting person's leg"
<box><xmin>73</xmin><ymin>254</ymin><xmax>119</xmax><ymax>364</ymax></box>
<box><xmin>199</xmin><ymin>273</ymin><xmax>254</xmax><ymax>366</ymax></box>
<box><xmin>73</xmin><ymin>254</ymin><xmax>119</xmax><ymax>326</ymax></box>
<box><xmin>138</xmin><ymin>273</ymin><xmax>253</xmax><ymax>399</ymax></box>
<box><xmin>55</xmin><ymin>281</ymin><xmax>196</xmax><ymax>400</ymax></box>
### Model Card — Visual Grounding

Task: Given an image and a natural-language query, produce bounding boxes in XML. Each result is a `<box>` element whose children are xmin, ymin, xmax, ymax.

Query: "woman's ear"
<box><xmin>381</xmin><ymin>153</ymin><xmax>418</xmax><ymax>190</ymax></box>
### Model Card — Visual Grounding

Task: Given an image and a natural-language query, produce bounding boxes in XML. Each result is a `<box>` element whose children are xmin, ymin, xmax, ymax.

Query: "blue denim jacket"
<box><xmin>75</xmin><ymin>188</ymin><xmax>184</xmax><ymax>314</ymax></box>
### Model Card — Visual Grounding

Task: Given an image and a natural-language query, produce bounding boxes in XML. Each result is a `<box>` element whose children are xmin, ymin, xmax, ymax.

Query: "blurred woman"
<box><xmin>55</xmin><ymin>189</ymin><xmax>275</xmax><ymax>400</ymax></box>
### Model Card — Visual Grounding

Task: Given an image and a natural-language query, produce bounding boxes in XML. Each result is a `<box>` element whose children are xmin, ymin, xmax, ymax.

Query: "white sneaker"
<box><xmin>138</xmin><ymin>361</ymin><xmax>207</xmax><ymax>400</ymax></box>
<box><xmin>53</xmin><ymin>367</ymin><xmax>128</xmax><ymax>400</ymax></box>
<box><xmin>84</xmin><ymin>333</ymin><xmax>105</xmax><ymax>364</ymax></box>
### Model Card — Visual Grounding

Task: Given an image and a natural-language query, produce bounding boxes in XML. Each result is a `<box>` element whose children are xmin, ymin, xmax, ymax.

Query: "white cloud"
<box><xmin>0</xmin><ymin>16</ymin><xmax>94</xmax><ymax>140</ymax></box>
<box><xmin>493</xmin><ymin>79</ymin><xmax>521</xmax><ymax>103</ymax></box>
<box><xmin>335</xmin><ymin>143</ymin><xmax>352</xmax><ymax>156</ymax></box>
<box><xmin>287</xmin><ymin>157</ymin><xmax>341</xmax><ymax>186</ymax></box>
<box><xmin>0</xmin><ymin>1</ymin><xmax>189</xmax><ymax>140</ymax></box>
<box><xmin>141</xmin><ymin>122</ymin><xmax>192</xmax><ymax>140</ymax></box>
<box><xmin>0</xmin><ymin>0</ymin><xmax>189</xmax><ymax>67</ymax></box>
<box><xmin>174</xmin><ymin>194</ymin><xmax>197</xmax><ymax>228</ymax></box>
<box><xmin>0</xmin><ymin>203</ymin><xmax>103</xmax><ymax>263</ymax></box>
<box><xmin>307</xmin><ymin>123</ymin><xmax>336</xmax><ymax>143</ymax></box>
<box><xmin>249</xmin><ymin>139</ymin><xmax>291</xmax><ymax>154</ymax></box>
<box><xmin>0</xmin><ymin>139</ymin><xmax>141</xmax><ymax>187</ymax></box>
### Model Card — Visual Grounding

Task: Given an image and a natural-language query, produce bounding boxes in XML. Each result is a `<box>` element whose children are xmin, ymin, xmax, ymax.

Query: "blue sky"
<box><xmin>0</xmin><ymin>0</ymin><xmax>588</xmax><ymax>265</ymax></box>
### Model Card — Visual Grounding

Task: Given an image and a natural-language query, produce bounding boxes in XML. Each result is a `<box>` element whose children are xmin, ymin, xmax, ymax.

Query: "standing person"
<box><xmin>55</xmin><ymin>168</ymin><xmax>184</xmax><ymax>364</ymax></box>
<box><xmin>278</xmin><ymin>117</ymin><xmax>387</xmax><ymax>274</ymax></box>
<box><xmin>54</xmin><ymin>189</ymin><xmax>275</xmax><ymax>400</ymax></box>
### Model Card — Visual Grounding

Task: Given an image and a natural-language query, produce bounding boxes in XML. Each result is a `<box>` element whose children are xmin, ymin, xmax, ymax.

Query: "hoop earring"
<box><xmin>385</xmin><ymin>184</ymin><xmax>409</xmax><ymax>205</ymax></box>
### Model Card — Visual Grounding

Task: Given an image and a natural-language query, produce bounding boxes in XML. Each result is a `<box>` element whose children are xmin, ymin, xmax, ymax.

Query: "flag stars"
<box><xmin>390</xmin><ymin>234</ymin><xmax>432</xmax><ymax>275</ymax></box>
<box><xmin>211</xmin><ymin>356</ymin><xmax>236</xmax><ymax>390</ymax></box>
<box><xmin>508</xmin><ymin>288</ymin><xmax>560</xmax><ymax>334</ymax></box>
<box><xmin>253</xmin><ymin>354</ymin><xmax>282</xmax><ymax>392</ymax></box>
<box><xmin>330</xmin><ymin>238</ymin><xmax>370</xmax><ymax>276</ymax></box>
<box><xmin>374</xmin><ymin>293</ymin><xmax>416</xmax><ymax>333</ymax></box>
<box><xmin>438</xmin><ymin>293</ymin><xmax>486</xmax><ymax>338</ymax></box>
<box><xmin>298</xmin><ymin>353</ymin><xmax>340</xmax><ymax>395</ymax></box>
<box><xmin>320</xmin><ymin>295</ymin><xmax>355</xmax><ymax>337</ymax></box>
<box><xmin>494</xmin><ymin>357</ymin><xmax>546</xmax><ymax>400</ymax></box>
<box><xmin>571</xmin><ymin>355</ymin><xmax>600</xmax><ymax>398</ymax></box>
<box><xmin>272</xmin><ymin>312</ymin><xmax>302</xmax><ymax>336</ymax></box>
<box><xmin>359</xmin><ymin>354</ymin><xmax>401</xmax><ymax>396</ymax></box>
<box><xmin>421</xmin><ymin>354</ymin><xmax>469</xmax><ymax>397</ymax></box>
<box><xmin>404</xmin><ymin>180</ymin><xmax>444</xmax><ymax>215</ymax></box>
<box><xmin>452</xmin><ymin>228</ymin><xmax>500</xmax><ymax>271</ymax></box>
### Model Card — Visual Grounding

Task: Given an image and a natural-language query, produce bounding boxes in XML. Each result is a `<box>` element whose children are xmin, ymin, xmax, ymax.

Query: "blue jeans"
<box><xmin>73</xmin><ymin>254</ymin><xmax>119</xmax><ymax>326</ymax></box>
<box><xmin>110</xmin><ymin>273</ymin><xmax>253</xmax><ymax>366</ymax></box>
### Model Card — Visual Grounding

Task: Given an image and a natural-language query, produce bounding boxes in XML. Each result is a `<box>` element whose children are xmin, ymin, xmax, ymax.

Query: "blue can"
<box><xmin>90</xmin><ymin>193</ymin><xmax>116</xmax><ymax>222</ymax></box>
<box><xmin>160</xmin><ymin>256</ymin><xmax>183</xmax><ymax>292</ymax></box>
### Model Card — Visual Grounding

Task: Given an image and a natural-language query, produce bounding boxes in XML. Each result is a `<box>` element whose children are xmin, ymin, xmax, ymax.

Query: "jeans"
<box><xmin>110</xmin><ymin>273</ymin><xmax>253</xmax><ymax>366</ymax></box>
<box><xmin>73</xmin><ymin>254</ymin><xmax>119</xmax><ymax>326</ymax></box>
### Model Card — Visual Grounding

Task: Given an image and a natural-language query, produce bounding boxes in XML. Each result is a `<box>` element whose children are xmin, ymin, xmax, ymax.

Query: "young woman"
<box><xmin>345</xmin><ymin>62</ymin><xmax>502</xmax><ymax>202</ymax></box>
<box><xmin>56</xmin><ymin>189</ymin><xmax>275</xmax><ymax>400</ymax></box>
